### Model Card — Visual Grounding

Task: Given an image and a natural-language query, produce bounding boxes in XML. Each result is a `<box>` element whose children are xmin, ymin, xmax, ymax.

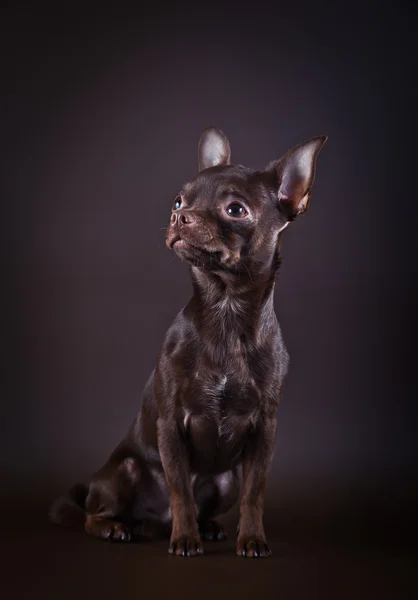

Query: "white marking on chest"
<box><xmin>213</xmin><ymin>296</ymin><xmax>246</xmax><ymax>315</ymax></box>
<box><xmin>202</xmin><ymin>374</ymin><xmax>227</xmax><ymax>399</ymax></box>
<box><xmin>213</xmin><ymin>297</ymin><xmax>229</xmax><ymax>313</ymax></box>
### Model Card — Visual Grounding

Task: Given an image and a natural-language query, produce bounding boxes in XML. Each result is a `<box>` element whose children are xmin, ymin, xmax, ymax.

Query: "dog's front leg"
<box><xmin>157</xmin><ymin>418</ymin><xmax>203</xmax><ymax>557</ymax></box>
<box><xmin>237</xmin><ymin>415</ymin><xmax>277</xmax><ymax>558</ymax></box>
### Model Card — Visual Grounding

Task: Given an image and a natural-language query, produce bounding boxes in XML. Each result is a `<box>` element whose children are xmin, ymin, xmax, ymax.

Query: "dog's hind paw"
<box><xmin>199</xmin><ymin>519</ymin><xmax>227</xmax><ymax>541</ymax></box>
<box><xmin>85</xmin><ymin>516</ymin><xmax>132</xmax><ymax>542</ymax></box>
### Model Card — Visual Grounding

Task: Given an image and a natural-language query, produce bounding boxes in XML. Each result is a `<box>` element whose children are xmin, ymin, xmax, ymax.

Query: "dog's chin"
<box><xmin>169</xmin><ymin>238</ymin><xmax>224</xmax><ymax>268</ymax></box>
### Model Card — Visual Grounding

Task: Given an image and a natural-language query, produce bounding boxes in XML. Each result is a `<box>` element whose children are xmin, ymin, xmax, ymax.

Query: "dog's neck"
<box><xmin>186</xmin><ymin>256</ymin><xmax>281</xmax><ymax>354</ymax></box>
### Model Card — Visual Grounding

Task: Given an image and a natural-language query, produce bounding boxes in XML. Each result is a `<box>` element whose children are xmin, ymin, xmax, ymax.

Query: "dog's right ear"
<box><xmin>198</xmin><ymin>126</ymin><xmax>231</xmax><ymax>171</ymax></box>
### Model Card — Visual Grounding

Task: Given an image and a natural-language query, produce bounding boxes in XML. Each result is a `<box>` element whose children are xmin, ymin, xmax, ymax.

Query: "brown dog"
<box><xmin>50</xmin><ymin>126</ymin><xmax>326</xmax><ymax>557</ymax></box>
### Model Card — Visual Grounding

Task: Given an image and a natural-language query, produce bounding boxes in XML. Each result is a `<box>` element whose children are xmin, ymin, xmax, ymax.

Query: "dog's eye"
<box><xmin>174</xmin><ymin>196</ymin><xmax>182</xmax><ymax>210</ymax></box>
<box><xmin>226</xmin><ymin>203</ymin><xmax>247</xmax><ymax>218</ymax></box>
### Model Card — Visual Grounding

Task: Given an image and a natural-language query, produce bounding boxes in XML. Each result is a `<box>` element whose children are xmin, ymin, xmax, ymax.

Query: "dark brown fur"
<box><xmin>50</xmin><ymin>126</ymin><xmax>326</xmax><ymax>557</ymax></box>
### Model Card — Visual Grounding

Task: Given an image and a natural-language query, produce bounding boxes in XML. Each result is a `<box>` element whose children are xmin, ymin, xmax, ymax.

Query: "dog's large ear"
<box><xmin>198</xmin><ymin>126</ymin><xmax>231</xmax><ymax>171</ymax></box>
<box><xmin>267</xmin><ymin>136</ymin><xmax>327</xmax><ymax>219</ymax></box>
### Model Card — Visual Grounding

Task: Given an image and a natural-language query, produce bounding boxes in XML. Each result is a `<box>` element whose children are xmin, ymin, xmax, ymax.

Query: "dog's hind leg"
<box><xmin>84</xmin><ymin>454</ymin><xmax>141</xmax><ymax>542</ymax></box>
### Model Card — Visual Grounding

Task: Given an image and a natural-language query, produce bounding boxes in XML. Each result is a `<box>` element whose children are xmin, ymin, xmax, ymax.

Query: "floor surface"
<box><xmin>2</xmin><ymin>485</ymin><xmax>417</xmax><ymax>599</ymax></box>
<box><xmin>3</xmin><ymin>528</ymin><xmax>415</xmax><ymax>600</ymax></box>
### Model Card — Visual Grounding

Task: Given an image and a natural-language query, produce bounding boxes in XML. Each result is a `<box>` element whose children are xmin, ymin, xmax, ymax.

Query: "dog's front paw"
<box><xmin>236</xmin><ymin>535</ymin><xmax>271</xmax><ymax>558</ymax></box>
<box><xmin>169</xmin><ymin>534</ymin><xmax>203</xmax><ymax>557</ymax></box>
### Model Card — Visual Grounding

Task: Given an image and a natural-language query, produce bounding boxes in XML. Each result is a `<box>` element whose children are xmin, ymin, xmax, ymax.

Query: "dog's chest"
<box><xmin>182</xmin><ymin>371</ymin><xmax>260</xmax><ymax>471</ymax></box>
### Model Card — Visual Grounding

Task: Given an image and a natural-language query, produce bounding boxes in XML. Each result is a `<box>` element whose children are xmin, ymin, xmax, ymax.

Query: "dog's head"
<box><xmin>166</xmin><ymin>127</ymin><xmax>326</xmax><ymax>274</ymax></box>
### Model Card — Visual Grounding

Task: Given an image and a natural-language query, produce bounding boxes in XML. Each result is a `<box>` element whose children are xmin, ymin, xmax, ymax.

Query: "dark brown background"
<box><xmin>1</xmin><ymin>1</ymin><xmax>417</xmax><ymax>598</ymax></box>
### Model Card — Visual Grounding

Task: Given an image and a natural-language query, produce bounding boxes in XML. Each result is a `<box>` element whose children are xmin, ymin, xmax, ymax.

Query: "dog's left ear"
<box><xmin>267</xmin><ymin>136</ymin><xmax>327</xmax><ymax>219</ymax></box>
<box><xmin>198</xmin><ymin>126</ymin><xmax>231</xmax><ymax>171</ymax></box>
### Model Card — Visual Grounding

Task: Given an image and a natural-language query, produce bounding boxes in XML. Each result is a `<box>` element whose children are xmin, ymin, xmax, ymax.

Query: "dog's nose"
<box><xmin>171</xmin><ymin>210</ymin><xmax>195</xmax><ymax>227</ymax></box>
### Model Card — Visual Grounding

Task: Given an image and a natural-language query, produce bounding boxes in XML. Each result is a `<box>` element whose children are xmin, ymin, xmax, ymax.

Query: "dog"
<box><xmin>50</xmin><ymin>126</ymin><xmax>327</xmax><ymax>557</ymax></box>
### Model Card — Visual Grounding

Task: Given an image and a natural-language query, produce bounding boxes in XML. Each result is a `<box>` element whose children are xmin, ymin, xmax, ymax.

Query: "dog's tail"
<box><xmin>49</xmin><ymin>483</ymin><xmax>88</xmax><ymax>529</ymax></box>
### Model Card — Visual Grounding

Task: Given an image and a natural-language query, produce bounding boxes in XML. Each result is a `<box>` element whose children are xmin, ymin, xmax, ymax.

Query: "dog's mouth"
<box><xmin>166</xmin><ymin>228</ymin><xmax>242</xmax><ymax>270</ymax></box>
<box><xmin>167</xmin><ymin>232</ymin><xmax>210</xmax><ymax>253</ymax></box>
<box><xmin>167</xmin><ymin>234</ymin><xmax>189</xmax><ymax>250</ymax></box>
<box><xmin>172</xmin><ymin>237</ymin><xmax>210</xmax><ymax>255</ymax></box>
<box><xmin>167</xmin><ymin>233</ymin><xmax>225</xmax><ymax>266</ymax></box>
<box><xmin>172</xmin><ymin>238</ymin><xmax>186</xmax><ymax>248</ymax></box>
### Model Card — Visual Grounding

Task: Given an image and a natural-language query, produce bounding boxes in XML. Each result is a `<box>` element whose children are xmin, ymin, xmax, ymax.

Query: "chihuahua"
<box><xmin>50</xmin><ymin>126</ymin><xmax>327</xmax><ymax>557</ymax></box>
